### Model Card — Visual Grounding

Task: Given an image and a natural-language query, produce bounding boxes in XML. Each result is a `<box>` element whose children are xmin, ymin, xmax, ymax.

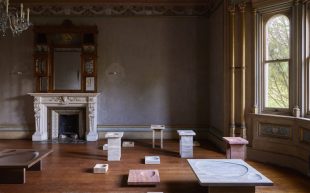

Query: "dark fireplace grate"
<box><xmin>59</xmin><ymin>114</ymin><xmax>80</xmax><ymax>140</ymax></box>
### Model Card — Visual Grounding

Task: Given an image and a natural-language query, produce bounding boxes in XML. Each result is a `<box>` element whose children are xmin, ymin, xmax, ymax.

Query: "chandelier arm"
<box><xmin>0</xmin><ymin>0</ymin><xmax>31</xmax><ymax>36</ymax></box>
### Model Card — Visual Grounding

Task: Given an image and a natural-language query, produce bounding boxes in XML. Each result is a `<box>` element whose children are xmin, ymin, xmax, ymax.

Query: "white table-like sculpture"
<box><xmin>177</xmin><ymin>130</ymin><xmax>196</xmax><ymax>158</ymax></box>
<box><xmin>105</xmin><ymin>132</ymin><xmax>124</xmax><ymax>161</ymax></box>
<box><xmin>150</xmin><ymin>125</ymin><xmax>165</xmax><ymax>148</ymax></box>
<box><xmin>187</xmin><ymin>159</ymin><xmax>273</xmax><ymax>193</ymax></box>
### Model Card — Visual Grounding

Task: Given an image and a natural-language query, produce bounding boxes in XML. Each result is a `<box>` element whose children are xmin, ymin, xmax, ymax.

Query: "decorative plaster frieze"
<box><xmin>45</xmin><ymin>96</ymin><xmax>87</xmax><ymax>104</ymax></box>
<box><xmin>27</xmin><ymin>4</ymin><xmax>208</xmax><ymax>16</ymax></box>
<box><xmin>12</xmin><ymin>1</ymin><xmax>225</xmax><ymax>17</ymax></box>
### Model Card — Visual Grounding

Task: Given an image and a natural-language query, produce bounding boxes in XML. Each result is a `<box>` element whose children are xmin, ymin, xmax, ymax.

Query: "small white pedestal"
<box><xmin>102</xmin><ymin>144</ymin><xmax>108</xmax><ymax>150</ymax></box>
<box><xmin>177</xmin><ymin>130</ymin><xmax>196</xmax><ymax>158</ymax></box>
<box><xmin>150</xmin><ymin>125</ymin><xmax>165</xmax><ymax>149</ymax></box>
<box><xmin>122</xmin><ymin>141</ymin><xmax>134</xmax><ymax>147</ymax></box>
<box><xmin>105</xmin><ymin>132</ymin><xmax>123</xmax><ymax>161</ymax></box>
<box><xmin>145</xmin><ymin>156</ymin><xmax>160</xmax><ymax>164</ymax></box>
<box><xmin>93</xmin><ymin>164</ymin><xmax>109</xmax><ymax>173</ymax></box>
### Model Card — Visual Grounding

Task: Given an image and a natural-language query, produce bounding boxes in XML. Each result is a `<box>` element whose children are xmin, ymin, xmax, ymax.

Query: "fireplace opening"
<box><xmin>49</xmin><ymin>108</ymin><xmax>86</xmax><ymax>142</ymax></box>
<box><xmin>59</xmin><ymin>114</ymin><xmax>80</xmax><ymax>140</ymax></box>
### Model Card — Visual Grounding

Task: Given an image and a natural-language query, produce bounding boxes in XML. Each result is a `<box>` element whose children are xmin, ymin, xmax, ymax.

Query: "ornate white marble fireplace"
<box><xmin>28</xmin><ymin>93</ymin><xmax>100</xmax><ymax>141</ymax></box>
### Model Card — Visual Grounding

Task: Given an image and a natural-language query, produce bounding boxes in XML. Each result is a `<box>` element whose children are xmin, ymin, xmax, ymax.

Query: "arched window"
<box><xmin>264</xmin><ymin>15</ymin><xmax>290</xmax><ymax>109</ymax></box>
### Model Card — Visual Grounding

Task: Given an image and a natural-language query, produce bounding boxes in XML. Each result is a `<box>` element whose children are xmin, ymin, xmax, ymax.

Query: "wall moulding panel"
<box><xmin>300</xmin><ymin>128</ymin><xmax>310</xmax><ymax>144</ymax></box>
<box><xmin>249</xmin><ymin>114</ymin><xmax>310</xmax><ymax>176</ymax></box>
<box><xmin>258</xmin><ymin>123</ymin><xmax>292</xmax><ymax>139</ymax></box>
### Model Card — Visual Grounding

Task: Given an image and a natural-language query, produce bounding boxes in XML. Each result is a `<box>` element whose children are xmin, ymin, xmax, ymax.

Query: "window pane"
<box><xmin>265</xmin><ymin>61</ymin><xmax>289</xmax><ymax>108</ymax></box>
<box><xmin>266</xmin><ymin>15</ymin><xmax>290</xmax><ymax>60</ymax></box>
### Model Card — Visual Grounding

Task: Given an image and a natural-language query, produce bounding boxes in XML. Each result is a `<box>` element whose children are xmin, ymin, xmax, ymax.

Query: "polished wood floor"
<box><xmin>0</xmin><ymin>139</ymin><xmax>309</xmax><ymax>193</ymax></box>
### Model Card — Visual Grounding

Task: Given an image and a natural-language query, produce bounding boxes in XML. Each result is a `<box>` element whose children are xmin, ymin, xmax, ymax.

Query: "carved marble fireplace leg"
<box><xmin>86</xmin><ymin>98</ymin><xmax>98</xmax><ymax>141</ymax></box>
<box><xmin>32</xmin><ymin>97</ymin><xmax>47</xmax><ymax>141</ymax></box>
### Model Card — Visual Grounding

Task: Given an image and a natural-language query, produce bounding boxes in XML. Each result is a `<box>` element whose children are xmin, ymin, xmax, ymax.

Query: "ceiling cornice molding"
<box><xmin>9</xmin><ymin>0</ymin><xmax>224</xmax><ymax>17</ymax></box>
<box><xmin>11</xmin><ymin>0</ymin><xmax>210</xmax><ymax>4</ymax></box>
<box><xmin>26</xmin><ymin>4</ymin><xmax>209</xmax><ymax>16</ymax></box>
<box><xmin>251</xmin><ymin>0</ymin><xmax>293</xmax><ymax>8</ymax></box>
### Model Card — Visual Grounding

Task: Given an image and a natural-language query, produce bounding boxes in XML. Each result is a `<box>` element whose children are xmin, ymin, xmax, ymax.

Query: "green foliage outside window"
<box><xmin>265</xmin><ymin>15</ymin><xmax>290</xmax><ymax>108</ymax></box>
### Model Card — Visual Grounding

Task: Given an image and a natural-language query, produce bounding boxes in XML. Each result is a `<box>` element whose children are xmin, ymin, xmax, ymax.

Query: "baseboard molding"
<box><xmin>247</xmin><ymin>147</ymin><xmax>310</xmax><ymax>176</ymax></box>
<box><xmin>205</xmin><ymin>128</ymin><xmax>226</xmax><ymax>152</ymax></box>
<box><xmin>0</xmin><ymin>131</ymin><xmax>33</xmax><ymax>139</ymax></box>
<box><xmin>0</xmin><ymin>125</ymin><xmax>210</xmax><ymax>140</ymax></box>
<box><xmin>97</xmin><ymin>126</ymin><xmax>209</xmax><ymax>139</ymax></box>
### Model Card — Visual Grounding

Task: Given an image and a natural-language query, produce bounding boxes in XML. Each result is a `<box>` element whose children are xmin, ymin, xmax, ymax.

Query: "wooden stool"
<box><xmin>150</xmin><ymin>125</ymin><xmax>165</xmax><ymax>148</ymax></box>
<box><xmin>223</xmin><ymin>137</ymin><xmax>248</xmax><ymax>160</ymax></box>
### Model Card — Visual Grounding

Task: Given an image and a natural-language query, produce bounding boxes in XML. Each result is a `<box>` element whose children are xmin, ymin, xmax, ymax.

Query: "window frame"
<box><xmin>305</xmin><ymin>3</ymin><xmax>310</xmax><ymax>116</ymax></box>
<box><xmin>260</xmin><ymin>11</ymin><xmax>292</xmax><ymax>115</ymax></box>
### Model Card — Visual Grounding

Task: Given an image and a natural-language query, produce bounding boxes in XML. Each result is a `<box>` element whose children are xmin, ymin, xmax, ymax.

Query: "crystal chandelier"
<box><xmin>0</xmin><ymin>0</ymin><xmax>31</xmax><ymax>36</ymax></box>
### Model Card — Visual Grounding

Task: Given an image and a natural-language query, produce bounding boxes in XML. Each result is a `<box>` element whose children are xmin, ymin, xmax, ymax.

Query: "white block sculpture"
<box><xmin>177</xmin><ymin>130</ymin><xmax>196</xmax><ymax>158</ymax></box>
<box><xmin>145</xmin><ymin>156</ymin><xmax>160</xmax><ymax>164</ymax></box>
<box><xmin>93</xmin><ymin>164</ymin><xmax>109</xmax><ymax>173</ymax></box>
<box><xmin>102</xmin><ymin>144</ymin><xmax>108</xmax><ymax>150</ymax></box>
<box><xmin>122</xmin><ymin>141</ymin><xmax>134</xmax><ymax>147</ymax></box>
<box><xmin>105</xmin><ymin>132</ymin><xmax>124</xmax><ymax>161</ymax></box>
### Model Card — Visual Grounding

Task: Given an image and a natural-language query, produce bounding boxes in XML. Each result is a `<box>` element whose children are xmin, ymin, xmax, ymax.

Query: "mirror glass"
<box><xmin>53</xmin><ymin>48</ymin><xmax>81</xmax><ymax>90</ymax></box>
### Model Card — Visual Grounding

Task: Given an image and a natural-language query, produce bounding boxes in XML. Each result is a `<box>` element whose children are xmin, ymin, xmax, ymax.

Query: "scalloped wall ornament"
<box><xmin>20</xmin><ymin>1</ymin><xmax>224</xmax><ymax>17</ymax></box>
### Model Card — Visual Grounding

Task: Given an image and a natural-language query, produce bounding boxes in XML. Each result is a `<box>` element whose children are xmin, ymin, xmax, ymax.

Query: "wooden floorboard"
<box><xmin>0</xmin><ymin>139</ymin><xmax>309</xmax><ymax>193</ymax></box>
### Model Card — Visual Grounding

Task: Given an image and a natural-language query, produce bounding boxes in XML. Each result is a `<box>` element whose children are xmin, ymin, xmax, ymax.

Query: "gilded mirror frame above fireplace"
<box><xmin>33</xmin><ymin>20</ymin><xmax>98</xmax><ymax>93</ymax></box>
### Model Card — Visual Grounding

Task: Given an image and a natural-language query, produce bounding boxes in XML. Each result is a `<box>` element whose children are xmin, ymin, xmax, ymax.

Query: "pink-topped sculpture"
<box><xmin>223</xmin><ymin>137</ymin><xmax>248</xmax><ymax>160</ymax></box>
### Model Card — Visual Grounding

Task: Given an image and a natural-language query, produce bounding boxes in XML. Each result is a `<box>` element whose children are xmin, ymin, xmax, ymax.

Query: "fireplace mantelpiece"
<box><xmin>28</xmin><ymin>93</ymin><xmax>100</xmax><ymax>141</ymax></box>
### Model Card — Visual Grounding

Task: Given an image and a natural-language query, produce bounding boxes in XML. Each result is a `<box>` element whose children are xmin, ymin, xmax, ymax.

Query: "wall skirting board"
<box><xmin>97</xmin><ymin>126</ymin><xmax>210</xmax><ymax>140</ymax></box>
<box><xmin>0</xmin><ymin>126</ymin><xmax>34</xmax><ymax>139</ymax></box>
<box><xmin>0</xmin><ymin>125</ymin><xmax>213</xmax><ymax>140</ymax></box>
<box><xmin>247</xmin><ymin>147</ymin><xmax>310</xmax><ymax>177</ymax></box>
<box><xmin>204</xmin><ymin>127</ymin><xmax>226</xmax><ymax>152</ymax></box>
